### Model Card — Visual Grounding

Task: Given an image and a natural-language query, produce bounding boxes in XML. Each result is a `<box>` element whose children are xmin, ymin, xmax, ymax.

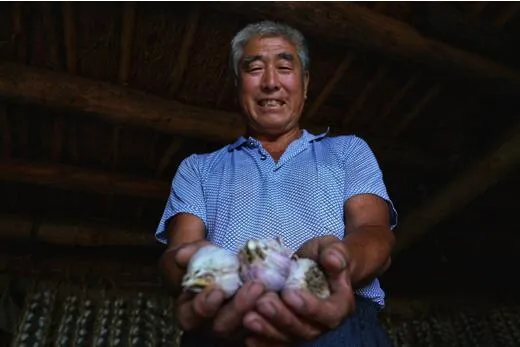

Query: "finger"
<box><xmin>212</xmin><ymin>281</ymin><xmax>266</xmax><ymax>337</ymax></box>
<box><xmin>282</xmin><ymin>275</ymin><xmax>355</xmax><ymax>330</ymax></box>
<box><xmin>243</xmin><ymin>311</ymin><xmax>292</xmax><ymax>344</ymax></box>
<box><xmin>253</xmin><ymin>292</ymin><xmax>322</xmax><ymax>341</ymax></box>
<box><xmin>177</xmin><ymin>288</ymin><xmax>225</xmax><ymax>331</ymax></box>
<box><xmin>174</xmin><ymin>240</ymin><xmax>212</xmax><ymax>268</ymax></box>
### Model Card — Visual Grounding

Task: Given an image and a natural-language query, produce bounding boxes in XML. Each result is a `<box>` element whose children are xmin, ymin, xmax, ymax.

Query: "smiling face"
<box><xmin>237</xmin><ymin>35</ymin><xmax>309</xmax><ymax>139</ymax></box>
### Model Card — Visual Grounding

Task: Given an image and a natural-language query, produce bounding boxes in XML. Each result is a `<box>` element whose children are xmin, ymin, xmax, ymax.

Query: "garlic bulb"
<box><xmin>284</xmin><ymin>257</ymin><xmax>330</xmax><ymax>299</ymax></box>
<box><xmin>238</xmin><ymin>237</ymin><xmax>293</xmax><ymax>292</ymax></box>
<box><xmin>182</xmin><ymin>245</ymin><xmax>242</xmax><ymax>298</ymax></box>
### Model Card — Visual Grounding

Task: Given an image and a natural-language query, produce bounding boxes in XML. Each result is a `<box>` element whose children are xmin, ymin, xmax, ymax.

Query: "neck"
<box><xmin>248</xmin><ymin>127</ymin><xmax>302</xmax><ymax>161</ymax></box>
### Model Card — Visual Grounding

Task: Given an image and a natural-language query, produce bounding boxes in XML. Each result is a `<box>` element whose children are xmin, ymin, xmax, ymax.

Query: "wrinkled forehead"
<box><xmin>241</xmin><ymin>35</ymin><xmax>299</xmax><ymax>65</ymax></box>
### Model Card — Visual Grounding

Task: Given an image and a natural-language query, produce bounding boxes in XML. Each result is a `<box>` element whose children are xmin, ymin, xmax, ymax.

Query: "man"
<box><xmin>157</xmin><ymin>20</ymin><xmax>397</xmax><ymax>347</ymax></box>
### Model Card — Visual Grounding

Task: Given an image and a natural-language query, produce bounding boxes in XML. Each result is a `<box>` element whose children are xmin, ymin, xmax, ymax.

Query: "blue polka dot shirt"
<box><xmin>156</xmin><ymin>129</ymin><xmax>398</xmax><ymax>306</ymax></box>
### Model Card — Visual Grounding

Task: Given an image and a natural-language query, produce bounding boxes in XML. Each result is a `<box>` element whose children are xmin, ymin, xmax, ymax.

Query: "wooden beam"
<box><xmin>51</xmin><ymin>117</ymin><xmax>63</xmax><ymax>161</ymax></box>
<box><xmin>0</xmin><ymin>215</ymin><xmax>157</xmax><ymax>248</ymax></box>
<box><xmin>0</xmin><ymin>61</ymin><xmax>245</xmax><ymax>143</ymax></box>
<box><xmin>12</xmin><ymin>2</ymin><xmax>26</xmax><ymax>62</ymax></box>
<box><xmin>212</xmin><ymin>2</ymin><xmax>520</xmax><ymax>92</ymax></box>
<box><xmin>0</xmin><ymin>62</ymin><xmax>443</xmax><ymax>171</ymax></box>
<box><xmin>394</xmin><ymin>122</ymin><xmax>520</xmax><ymax>254</ymax></box>
<box><xmin>118</xmin><ymin>1</ymin><xmax>137</xmax><ymax>85</ymax></box>
<box><xmin>492</xmin><ymin>2</ymin><xmax>520</xmax><ymax>27</ymax></box>
<box><xmin>304</xmin><ymin>51</ymin><xmax>355</xmax><ymax>122</ymax></box>
<box><xmin>372</xmin><ymin>72</ymin><xmax>420</xmax><ymax>130</ymax></box>
<box><xmin>61</xmin><ymin>1</ymin><xmax>77</xmax><ymax>74</ymax></box>
<box><xmin>342</xmin><ymin>64</ymin><xmax>387</xmax><ymax>128</ymax></box>
<box><xmin>170</xmin><ymin>3</ymin><xmax>200</xmax><ymax>95</ymax></box>
<box><xmin>0</xmin><ymin>160</ymin><xmax>170</xmax><ymax>199</ymax></box>
<box><xmin>0</xmin><ymin>104</ymin><xmax>10</xmax><ymax>159</ymax></box>
<box><xmin>156</xmin><ymin>138</ymin><xmax>184</xmax><ymax>178</ymax></box>
<box><xmin>110</xmin><ymin>125</ymin><xmax>122</xmax><ymax>171</ymax></box>
<box><xmin>408</xmin><ymin>3</ymin><xmax>519</xmax><ymax>68</ymax></box>
<box><xmin>41</xmin><ymin>2</ymin><xmax>61</xmax><ymax>71</ymax></box>
<box><xmin>391</xmin><ymin>84</ymin><xmax>440</xmax><ymax>137</ymax></box>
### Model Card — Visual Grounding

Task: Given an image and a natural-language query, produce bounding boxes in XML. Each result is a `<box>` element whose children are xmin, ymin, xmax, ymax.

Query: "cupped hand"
<box><xmin>243</xmin><ymin>235</ymin><xmax>356</xmax><ymax>345</ymax></box>
<box><xmin>172</xmin><ymin>241</ymin><xmax>268</xmax><ymax>342</ymax></box>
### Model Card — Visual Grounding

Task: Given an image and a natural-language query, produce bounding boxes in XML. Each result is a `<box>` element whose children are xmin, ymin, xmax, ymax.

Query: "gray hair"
<box><xmin>229</xmin><ymin>20</ymin><xmax>310</xmax><ymax>79</ymax></box>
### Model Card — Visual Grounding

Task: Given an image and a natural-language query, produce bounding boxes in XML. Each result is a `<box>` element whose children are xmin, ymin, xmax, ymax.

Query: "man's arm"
<box><xmin>159</xmin><ymin>213</ymin><xmax>206</xmax><ymax>297</ymax></box>
<box><xmin>343</xmin><ymin>193</ymin><xmax>395</xmax><ymax>288</ymax></box>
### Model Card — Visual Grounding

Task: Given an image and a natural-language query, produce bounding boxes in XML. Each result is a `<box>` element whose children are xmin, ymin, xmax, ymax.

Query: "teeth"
<box><xmin>259</xmin><ymin>100</ymin><xmax>283</xmax><ymax>107</ymax></box>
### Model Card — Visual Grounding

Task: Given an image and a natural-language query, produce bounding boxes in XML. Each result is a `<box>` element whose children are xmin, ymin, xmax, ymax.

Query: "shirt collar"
<box><xmin>228</xmin><ymin>127</ymin><xmax>330</xmax><ymax>152</ymax></box>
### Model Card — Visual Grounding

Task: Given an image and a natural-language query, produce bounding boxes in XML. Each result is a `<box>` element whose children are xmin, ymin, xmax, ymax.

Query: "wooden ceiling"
<box><xmin>0</xmin><ymin>1</ymin><xmax>520</xmax><ymax>298</ymax></box>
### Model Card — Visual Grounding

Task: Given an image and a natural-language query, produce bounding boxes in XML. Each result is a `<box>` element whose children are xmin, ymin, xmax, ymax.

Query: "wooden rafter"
<box><xmin>52</xmin><ymin>117</ymin><xmax>63</xmax><ymax>162</ymax></box>
<box><xmin>0</xmin><ymin>61</ymin><xmax>446</xmax><ymax>171</ymax></box>
<box><xmin>342</xmin><ymin>65</ymin><xmax>387</xmax><ymax>128</ymax></box>
<box><xmin>389</xmin><ymin>1</ymin><xmax>508</xmax><ymax>138</ymax></box>
<box><xmin>0</xmin><ymin>160</ymin><xmax>170</xmax><ymax>199</ymax></box>
<box><xmin>61</xmin><ymin>1</ymin><xmax>77</xmax><ymax>74</ymax></box>
<box><xmin>211</xmin><ymin>2</ymin><xmax>520</xmax><ymax>92</ymax></box>
<box><xmin>372</xmin><ymin>72</ymin><xmax>420</xmax><ymax>130</ymax></box>
<box><xmin>0</xmin><ymin>214</ymin><xmax>157</xmax><ymax>247</ymax></box>
<box><xmin>216</xmin><ymin>73</ymin><xmax>233</xmax><ymax>109</ymax></box>
<box><xmin>492</xmin><ymin>2</ymin><xmax>520</xmax><ymax>27</ymax></box>
<box><xmin>111</xmin><ymin>125</ymin><xmax>122</xmax><ymax>171</ymax></box>
<box><xmin>391</xmin><ymin>84</ymin><xmax>440</xmax><ymax>137</ymax></box>
<box><xmin>156</xmin><ymin>138</ymin><xmax>184</xmax><ymax>178</ymax></box>
<box><xmin>304</xmin><ymin>51</ymin><xmax>355</xmax><ymax>122</ymax></box>
<box><xmin>0</xmin><ymin>61</ymin><xmax>244</xmax><ymax>143</ymax></box>
<box><xmin>170</xmin><ymin>3</ymin><xmax>201</xmax><ymax>94</ymax></box>
<box><xmin>12</xmin><ymin>2</ymin><xmax>26</xmax><ymax>62</ymax></box>
<box><xmin>394</xmin><ymin>122</ymin><xmax>520</xmax><ymax>254</ymax></box>
<box><xmin>118</xmin><ymin>1</ymin><xmax>137</xmax><ymax>85</ymax></box>
<box><xmin>41</xmin><ymin>2</ymin><xmax>61</xmax><ymax>71</ymax></box>
<box><xmin>0</xmin><ymin>104</ymin><xmax>10</xmax><ymax>159</ymax></box>
<box><xmin>467</xmin><ymin>2</ymin><xmax>488</xmax><ymax>20</ymax></box>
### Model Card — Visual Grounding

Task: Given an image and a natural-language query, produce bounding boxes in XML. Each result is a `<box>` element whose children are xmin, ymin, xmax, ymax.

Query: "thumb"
<box><xmin>319</xmin><ymin>241</ymin><xmax>349</xmax><ymax>275</ymax></box>
<box><xmin>296</xmin><ymin>235</ymin><xmax>340</xmax><ymax>260</ymax></box>
<box><xmin>173</xmin><ymin>240</ymin><xmax>212</xmax><ymax>268</ymax></box>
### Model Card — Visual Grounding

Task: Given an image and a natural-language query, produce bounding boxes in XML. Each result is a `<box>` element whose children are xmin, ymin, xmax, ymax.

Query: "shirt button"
<box><xmin>248</xmin><ymin>140</ymin><xmax>255</xmax><ymax>147</ymax></box>
<box><xmin>260</xmin><ymin>154</ymin><xmax>267</xmax><ymax>160</ymax></box>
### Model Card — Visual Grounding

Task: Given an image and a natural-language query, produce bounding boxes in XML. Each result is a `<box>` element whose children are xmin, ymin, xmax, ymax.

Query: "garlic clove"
<box><xmin>182</xmin><ymin>245</ymin><xmax>242</xmax><ymax>298</ymax></box>
<box><xmin>238</xmin><ymin>237</ymin><xmax>293</xmax><ymax>292</ymax></box>
<box><xmin>284</xmin><ymin>257</ymin><xmax>330</xmax><ymax>299</ymax></box>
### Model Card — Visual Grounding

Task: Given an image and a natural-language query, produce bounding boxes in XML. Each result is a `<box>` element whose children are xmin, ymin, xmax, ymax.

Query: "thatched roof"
<box><xmin>0</xmin><ymin>1</ymin><xmax>520</xmax><ymax>302</ymax></box>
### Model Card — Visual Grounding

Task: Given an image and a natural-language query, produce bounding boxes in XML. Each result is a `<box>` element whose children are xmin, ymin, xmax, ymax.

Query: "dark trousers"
<box><xmin>180</xmin><ymin>295</ymin><xmax>392</xmax><ymax>347</ymax></box>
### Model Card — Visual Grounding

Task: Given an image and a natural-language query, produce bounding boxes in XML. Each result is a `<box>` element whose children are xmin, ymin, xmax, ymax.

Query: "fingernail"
<box><xmin>331</xmin><ymin>250</ymin><xmax>346</xmax><ymax>269</ymax></box>
<box><xmin>258</xmin><ymin>301</ymin><xmax>276</xmax><ymax>318</ymax></box>
<box><xmin>244</xmin><ymin>317</ymin><xmax>262</xmax><ymax>333</ymax></box>
<box><xmin>285</xmin><ymin>289</ymin><xmax>305</xmax><ymax>310</ymax></box>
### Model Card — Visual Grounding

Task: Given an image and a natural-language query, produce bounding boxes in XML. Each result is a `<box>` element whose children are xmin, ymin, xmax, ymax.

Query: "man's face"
<box><xmin>237</xmin><ymin>35</ymin><xmax>309</xmax><ymax>137</ymax></box>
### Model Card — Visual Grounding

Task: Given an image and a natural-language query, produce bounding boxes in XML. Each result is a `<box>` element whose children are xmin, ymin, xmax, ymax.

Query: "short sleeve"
<box><xmin>343</xmin><ymin>136</ymin><xmax>398</xmax><ymax>230</ymax></box>
<box><xmin>155</xmin><ymin>155</ymin><xmax>207</xmax><ymax>244</ymax></box>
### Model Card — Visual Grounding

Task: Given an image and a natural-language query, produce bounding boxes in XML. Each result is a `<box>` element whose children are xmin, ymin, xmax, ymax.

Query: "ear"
<box><xmin>303</xmin><ymin>71</ymin><xmax>310</xmax><ymax>99</ymax></box>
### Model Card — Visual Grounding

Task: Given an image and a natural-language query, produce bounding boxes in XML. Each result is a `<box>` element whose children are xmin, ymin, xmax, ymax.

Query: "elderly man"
<box><xmin>157</xmin><ymin>20</ymin><xmax>397</xmax><ymax>347</ymax></box>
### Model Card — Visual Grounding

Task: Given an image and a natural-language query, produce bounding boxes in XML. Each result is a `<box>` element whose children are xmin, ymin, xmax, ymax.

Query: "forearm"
<box><xmin>342</xmin><ymin>225</ymin><xmax>394</xmax><ymax>288</ymax></box>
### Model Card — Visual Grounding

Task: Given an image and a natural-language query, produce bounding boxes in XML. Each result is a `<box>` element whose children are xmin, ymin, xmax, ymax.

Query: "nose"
<box><xmin>261</xmin><ymin>66</ymin><xmax>280</xmax><ymax>92</ymax></box>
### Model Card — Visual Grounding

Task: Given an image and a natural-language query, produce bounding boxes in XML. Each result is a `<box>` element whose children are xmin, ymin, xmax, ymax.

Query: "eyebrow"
<box><xmin>242</xmin><ymin>52</ymin><xmax>295</xmax><ymax>67</ymax></box>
